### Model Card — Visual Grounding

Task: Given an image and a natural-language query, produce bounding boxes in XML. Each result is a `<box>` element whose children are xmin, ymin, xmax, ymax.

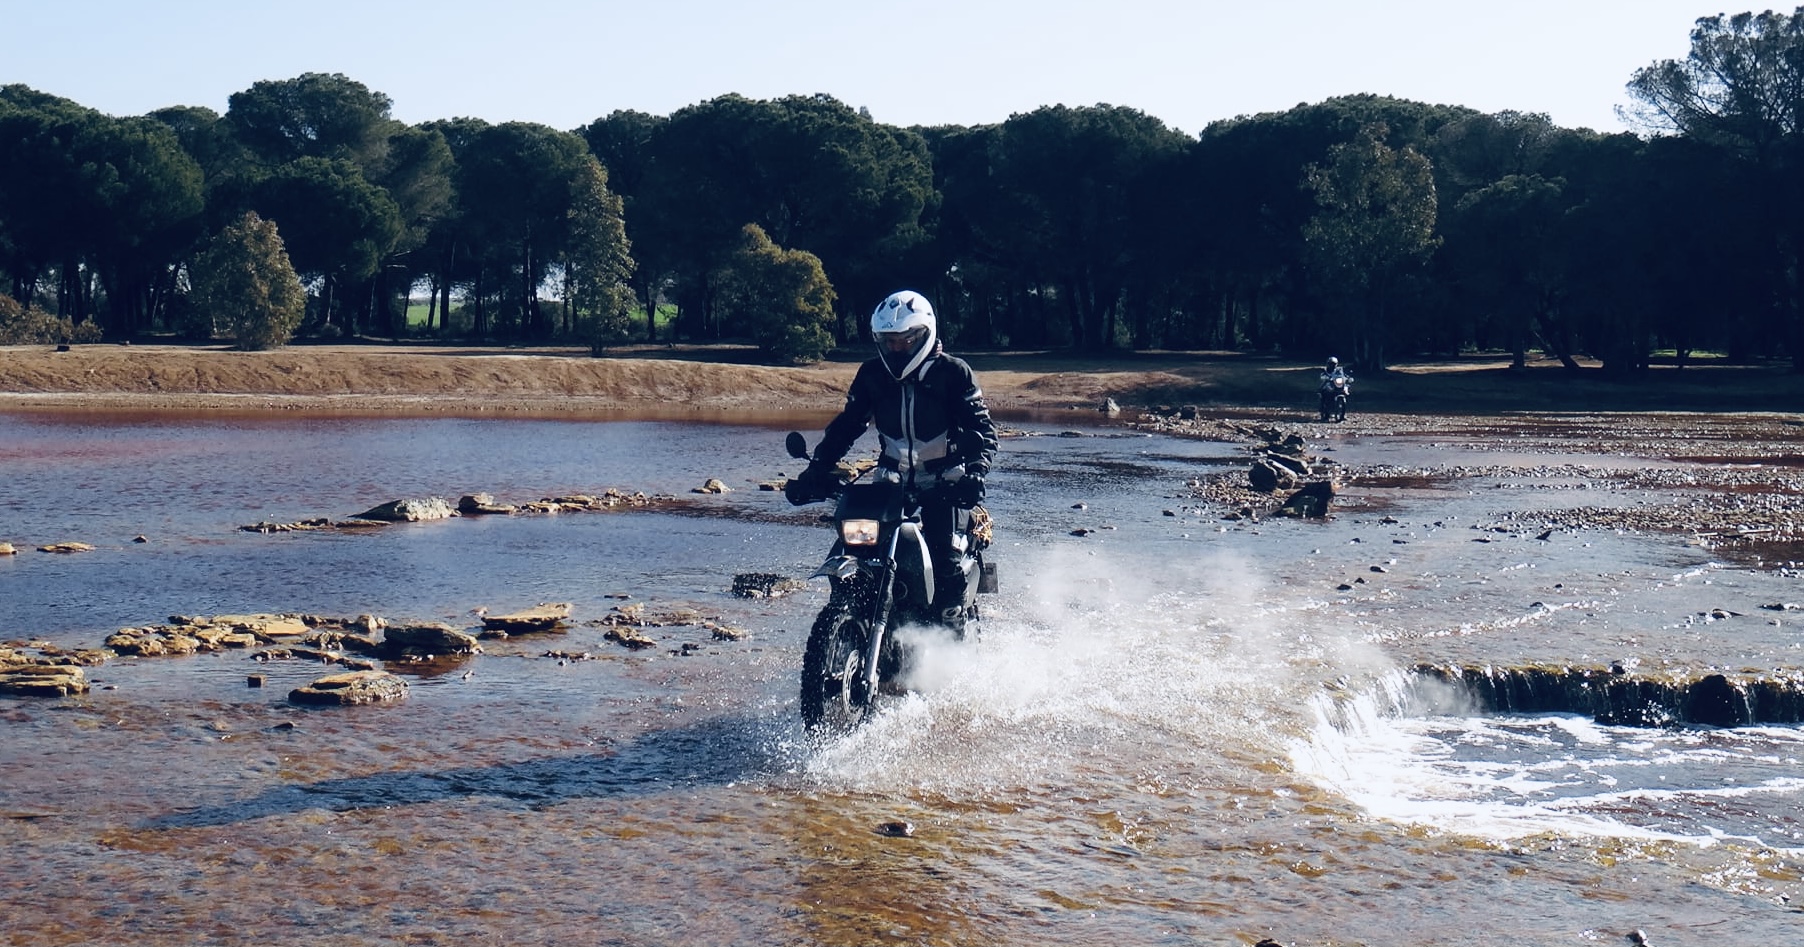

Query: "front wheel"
<box><xmin>800</xmin><ymin>608</ymin><xmax>873</xmax><ymax>734</ymax></box>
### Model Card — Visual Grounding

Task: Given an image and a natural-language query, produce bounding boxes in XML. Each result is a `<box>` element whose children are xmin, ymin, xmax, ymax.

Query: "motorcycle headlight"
<box><xmin>839</xmin><ymin>518</ymin><xmax>881</xmax><ymax>547</ymax></box>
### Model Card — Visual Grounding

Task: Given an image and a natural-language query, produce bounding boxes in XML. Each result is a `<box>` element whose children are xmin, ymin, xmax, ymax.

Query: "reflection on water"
<box><xmin>3</xmin><ymin>410</ymin><xmax>1803</xmax><ymax>946</ymax></box>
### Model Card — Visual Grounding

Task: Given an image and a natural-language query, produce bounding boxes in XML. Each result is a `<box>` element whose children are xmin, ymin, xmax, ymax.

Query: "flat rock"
<box><xmin>0</xmin><ymin>664</ymin><xmax>90</xmax><ymax>697</ymax></box>
<box><xmin>482</xmin><ymin>603</ymin><xmax>571</xmax><ymax>635</ymax></box>
<box><xmin>38</xmin><ymin>542</ymin><xmax>95</xmax><ymax>554</ymax></box>
<box><xmin>458</xmin><ymin>493</ymin><xmax>517</xmax><ymax>515</ymax></box>
<box><xmin>105</xmin><ymin>629</ymin><xmax>203</xmax><ymax>656</ymax></box>
<box><xmin>352</xmin><ymin>497</ymin><xmax>457</xmax><ymax>522</ymax></box>
<box><xmin>200</xmin><ymin>614</ymin><xmax>312</xmax><ymax>640</ymax></box>
<box><xmin>604</xmin><ymin>627</ymin><xmax>658</xmax><ymax>650</ymax></box>
<box><xmin>382</xmin><ymin>622</ymin><xmax>481</xmax><ymax>655</ymax></box>
<box><xmin>289</xmin><ymin>669</ymin><xmax>408</xmax><ymax>706</ymax></box>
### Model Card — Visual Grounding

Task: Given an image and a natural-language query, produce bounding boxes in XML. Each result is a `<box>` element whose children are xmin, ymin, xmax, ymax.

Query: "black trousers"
<box><xmin>919</xmin><ymin>489</ymin><xmax>969</xmax><ymax>613</ymax></box>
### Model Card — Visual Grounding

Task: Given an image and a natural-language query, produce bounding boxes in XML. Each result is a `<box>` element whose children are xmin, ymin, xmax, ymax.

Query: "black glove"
<box><xmin>785</xmin><ymin>462</ymin><xmax>835</xmax><ymax>506</ymax></box>
<box><xmin>952</xmin><ymin>472</ymin><xmax>986</xmax><ymax>509</ymax></box>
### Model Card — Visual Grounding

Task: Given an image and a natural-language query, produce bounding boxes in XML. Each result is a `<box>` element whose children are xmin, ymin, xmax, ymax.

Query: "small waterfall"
<box><xmin>1406</xmin><ymin>663</ymin><xmax>1804</xmax><ymax>728</ymax></box>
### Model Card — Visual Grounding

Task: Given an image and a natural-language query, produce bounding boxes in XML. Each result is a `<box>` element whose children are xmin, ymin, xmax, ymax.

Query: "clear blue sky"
<box><xmin>5</xmin><ymin>0</ymin><xmax>1720</xmax><ymax>135</ymax></box>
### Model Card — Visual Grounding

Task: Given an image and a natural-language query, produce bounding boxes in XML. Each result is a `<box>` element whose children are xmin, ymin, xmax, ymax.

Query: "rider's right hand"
<box><xmin>784</xmin><ymin>477</ymin><xmax>816</xmax><ymax>506</ymax></box>
<box><xmin>785</xmin><ymin>462</ymin><xmax>835</xmax><ymax>505</ymax></box>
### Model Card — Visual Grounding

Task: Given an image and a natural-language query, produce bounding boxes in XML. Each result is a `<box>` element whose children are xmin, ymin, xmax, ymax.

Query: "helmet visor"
<box><xmin>876</xmin><ymin>326</ymin><xmax>927</xmax><ymax>353</ymax></box>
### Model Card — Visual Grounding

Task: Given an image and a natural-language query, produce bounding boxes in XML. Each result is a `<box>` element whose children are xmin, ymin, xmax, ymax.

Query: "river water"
<box><xmin>2</xmin><ymin>408</ymin><xmax>1802</xmax><ymax>946</ymax></box>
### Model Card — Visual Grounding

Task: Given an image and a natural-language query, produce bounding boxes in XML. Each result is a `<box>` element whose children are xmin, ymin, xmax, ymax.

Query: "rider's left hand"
<box><xmin>952</xmin><ymin>473</ymin><xmax>986</xmax><ymax>509</ymax></box>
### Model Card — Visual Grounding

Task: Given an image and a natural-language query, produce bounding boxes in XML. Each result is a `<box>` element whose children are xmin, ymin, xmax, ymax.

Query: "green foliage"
<box><xmin>1302</xmin><ymin>123</ymin><xmax>1441</xmax><ymax>367</ymax></box>
<box><xmin>225</xmin><ymin>73</ymin><xmax>395</xmax><ymax>167</ymax></box>
<box><xmin>566</xmin><ymin>156</ymin><xmax>637</xmax><ymax>353</ymax></box>
<box><xmin>237</xmin><ymin>156</ymin><xmax>403</xmax><ymax>286</ymax></box>
<box><xmin>1626</xmin><ymin>9</ymin><xmax>1804</xmax><ymax>369</ymax></box>
<box><xmin>0</xmin><ymin>292</ymin><xmax>103</xmax><ymax>344</ymax></box>
<box><xmin>0</xmin><ymin>87</ymin><xmax>205</xmax><ymax>334</ymax></box>
<box><xmin>629</xmin><ymin>94</ymin><xmax>932</xmax><ymax>338</ymax></box>
<box><xmin>10</xmin><ymin>34</ymin><xmax>1804</xmax><ymax>371</ymax></box>
<box><xmin>717</xmin><ymin>224</ymin><xmax>837</xmax><ymax>363</ymax></box>
<box><xmin>188</xmin><ymin>212</ymin><xmax>307</xmax><ymax>350</ymax></box>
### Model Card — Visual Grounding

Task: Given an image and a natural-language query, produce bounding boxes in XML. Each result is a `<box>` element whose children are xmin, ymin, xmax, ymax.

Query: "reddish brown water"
<box><xmin>4</xmin><ymin>410</ymin><xmax>1804</xmax><ymax>946</ymax></box>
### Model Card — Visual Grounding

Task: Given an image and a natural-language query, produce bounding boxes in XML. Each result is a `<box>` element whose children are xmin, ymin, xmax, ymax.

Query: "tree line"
<box><xmin>2</xmin><ymin>8</ymin><xmax>1802</xmax><ymax>371</ymax></box>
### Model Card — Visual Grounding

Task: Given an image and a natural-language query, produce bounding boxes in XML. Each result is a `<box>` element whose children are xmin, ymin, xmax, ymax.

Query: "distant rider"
<box><xmin>1318</xmin><ymin>356</ymin><xmax>1352</xmax><ymax>419</ymax></box>
<box><xmin>786</xmin><ymin>290</ymin><xmax>998</xmax><ymax>627</ymax></box>
<box><xmin>1320</xmin><ymin>356</ymin><xmax>1350</xmax><ymax>388</ymax></box>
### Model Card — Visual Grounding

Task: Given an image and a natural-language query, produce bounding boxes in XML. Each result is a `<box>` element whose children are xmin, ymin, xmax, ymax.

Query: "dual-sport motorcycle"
<box><xmin>1318</xmin><ymin>373</ymin><xmax>1351</xmax><ymax>422</ymax></box>
<box><xmin>783</xmin><ymin>432</ymin><xmax>997</xmax><ymax>733</ymax></box>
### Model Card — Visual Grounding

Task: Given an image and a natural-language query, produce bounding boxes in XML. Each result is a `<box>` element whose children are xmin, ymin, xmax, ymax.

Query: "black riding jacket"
<box><xmin>815</xmin><ymin>353</ymin><xmax>998</xmax><ymax>490</ymax></box>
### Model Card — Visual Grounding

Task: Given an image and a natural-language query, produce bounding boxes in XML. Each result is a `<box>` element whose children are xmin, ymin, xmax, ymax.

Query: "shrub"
<box><xmin>187</xmin><ymin>211</ymin><xmax>307</xmax><ymax>350</ymax></box>
<box><xmin>0</xmin><ymin>294</ymin><xmax>104</xmax><ymax>345</ymax></box>
<box><xmin>715</xmin><ymin>223</ymin><xmax>837</xmax><ymax>364</ymax></box>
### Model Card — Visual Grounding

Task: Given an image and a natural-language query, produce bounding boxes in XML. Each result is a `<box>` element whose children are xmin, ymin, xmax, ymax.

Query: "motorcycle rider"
<box><xmin>786</xmin><ymin>290</ymin><xmax>998</xmax><ymax>628</ymax></box>
<box><xmin>1320</xmin><ymin>356</ymin><xmax>1349</xmax><ymax>385</ymax></box>
<box><xmin>1318</xmin><ymin>356</ymin><xmax>1352</xmax><ymax>420</ymax></box>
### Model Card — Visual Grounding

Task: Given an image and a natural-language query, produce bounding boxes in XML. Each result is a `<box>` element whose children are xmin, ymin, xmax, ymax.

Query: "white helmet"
<box><xmin>871</xmin><ymin>290</ymin><xmax>937</xmax><ymax>380</ymax></box>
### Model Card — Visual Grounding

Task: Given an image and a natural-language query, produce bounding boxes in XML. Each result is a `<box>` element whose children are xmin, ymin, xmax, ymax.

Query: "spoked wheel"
<box><xmin>800</xmin><ymin>608</ymin><xmax>873</xmax><ymax>734</ymax></box>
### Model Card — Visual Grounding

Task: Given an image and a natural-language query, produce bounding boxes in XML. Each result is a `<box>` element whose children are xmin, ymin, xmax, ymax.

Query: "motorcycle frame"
<box><xmin>814</xmin><ymin>480</ymin><xmax>940</xmax><ymax>702</ymax></box>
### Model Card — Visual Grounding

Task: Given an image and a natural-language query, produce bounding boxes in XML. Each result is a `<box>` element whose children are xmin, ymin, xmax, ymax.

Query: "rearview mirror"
<box><xmin>785</xmin><ymin>431</ymin><xmax>810</xmax><ymax>460</ymax></box>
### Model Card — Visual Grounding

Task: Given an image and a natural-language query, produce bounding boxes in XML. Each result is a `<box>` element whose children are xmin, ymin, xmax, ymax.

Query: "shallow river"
<box><xmin>2</xmin><ymin>408</ymin><xmax>1802</xmax><ymax>947</ymax></box>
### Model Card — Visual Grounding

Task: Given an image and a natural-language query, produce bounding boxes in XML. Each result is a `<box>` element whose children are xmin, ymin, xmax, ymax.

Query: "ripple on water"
<box><xmin>6</xmin><ymin>412</ymin><xmax>1804</xmax><ymax>944</ymax></box>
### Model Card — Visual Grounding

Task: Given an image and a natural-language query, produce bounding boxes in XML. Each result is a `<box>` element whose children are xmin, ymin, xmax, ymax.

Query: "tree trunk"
<box><xmin>1532</xmin><ymin>308</ymin><xmax>1582</xmax><ymax>370</ymax></box>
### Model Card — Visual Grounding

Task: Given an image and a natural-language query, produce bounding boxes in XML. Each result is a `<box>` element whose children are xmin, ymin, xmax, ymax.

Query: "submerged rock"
<box><xmin>731</xmin><ymin>573</ymin><xmax>805</xmax><ymax>598</ymax></box>
<box><xmin>604</xmin><ymin>627</ymin><xmax>658</xmax><ymax>649</ymax></box>
<box><xmin>38</xmin><ymin>542</ymin><xmax>95</xmax><ymax>554</ymax></box>
<box><xmin>238</xmin><ymin>517</ymin><xmax>333</xmax><ymax>533</ymax></box>
<box><xmin>288</xmin><ymin>669</ymin><xmax>408</xmax><ymax>706</ymax></box>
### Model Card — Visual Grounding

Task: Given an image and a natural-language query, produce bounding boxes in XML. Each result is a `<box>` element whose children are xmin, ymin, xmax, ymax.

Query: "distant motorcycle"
<box><xmin>1318</xmin><ymin>372</ymin><xmax>1351</xmax><ymax>422</ymax></box>
<box><xmin>782</xmin><ymin>432</ymin><xmax>996</xmax><ymax>734</ymax></box>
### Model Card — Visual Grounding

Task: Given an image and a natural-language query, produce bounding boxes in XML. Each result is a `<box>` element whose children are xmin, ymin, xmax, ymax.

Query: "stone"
<box><xmin>238</xmin><ymin>517</ymin><xmax>333</xmax><ymax>533</ymax></box>
<box><xmin>876</xmin><ymin>820</ymin><xmax>916</xmax><ymax>838</ymax></box>
<box><xmin>731</xmin><ymin>573</ymin><xmax>805</xmax><ymax>598</ymax></box>
<box><xmin>458</xmin><ymin>493</ymin><xmax>517</xmax><ymax>515</ymax></box>
<box><xmin>604</xmin><ymin>627</ymin><xmax>658</xmax><ymax>649</ymax></box>
<box><xmin>693</xmin><ymin>478</ymin><xmax>731</xmax><ymax>494</ymax></box>
<box><xmin>1248</xmin><ymin>459</ymin><xmax>1297</xmax><ymax>494</ymax></box>
<box><xmin>0</xmin><ymin>542</ymin><xmax>16</xmax><ymax>555</ymax></box>
<box><xmin>481</xmin><ymin>603</ymin><xmax>571</xmax><ymax>635</ymax></box>
<box><xmin>288</xmin><ymin>670</ymin><xmax>408</xmax><ymax>706</ymax></box>
<box><xmin>0</xmin><ymin>664</ymin><xmax>89</xmax><ymax>697</ymax></box>
<box><xmin>1266</xmin><ymin>452</ymin><xmax>1310</xmax><ymax>478</ymax></box>
<box><xmin>104</xmin><ymin>629</ymin><xmax>202</xmax><ymax>656</ymax></box>
<box><xmin>1276</xmin><ymin>481</ymin><xmax>1336</xmax><ymax>519</ymax></box>
<box><xmin>381</xmin><ymin>622</ymin><xmax>481</xmax><ymax>656</ymax></box>
<box><xmin>706</xmin><ymin>621</ymin><xmax>749</xmax><ymax>641</ymax></box>
<box><xmin>351</xmin><ymin>497</ymin><xmax>457</xmax><ymax>523</ymax></box>
<box><xmin>201</xmin><ymin>614</ymin><xmax>311</xmax><ymax>641</ymax></box>
<box><xmin>38</xmin><ymin>542</ymin><xmax>95</xmax><ymax>554</ymax></box>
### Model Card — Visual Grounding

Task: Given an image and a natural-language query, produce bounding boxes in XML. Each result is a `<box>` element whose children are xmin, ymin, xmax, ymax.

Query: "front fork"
<box><xmin>819</xmin><ymin>535</ymin><xmax>906</xmax><ymax>701</ymax></box>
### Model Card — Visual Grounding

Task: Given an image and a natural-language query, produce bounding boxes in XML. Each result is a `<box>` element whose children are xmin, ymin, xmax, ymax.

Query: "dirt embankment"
<box><xmin>1</xmin><ymin>342</ymin><xmax>1799</xmax><ymax>418</ymax></box>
